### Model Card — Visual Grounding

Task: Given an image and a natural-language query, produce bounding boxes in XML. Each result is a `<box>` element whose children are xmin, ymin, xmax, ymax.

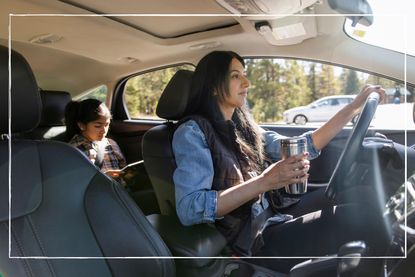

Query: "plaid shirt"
<box><xmin>69</xmin><ymin>134</ymin><xmax>127</xmax><ymax>173</ymax></box>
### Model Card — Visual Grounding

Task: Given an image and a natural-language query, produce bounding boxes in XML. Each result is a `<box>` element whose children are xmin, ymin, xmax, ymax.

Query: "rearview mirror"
<box><xmin>328</xmin><ymin>0</ymin><xmax>373</xmax><ymax>27</ymax></box>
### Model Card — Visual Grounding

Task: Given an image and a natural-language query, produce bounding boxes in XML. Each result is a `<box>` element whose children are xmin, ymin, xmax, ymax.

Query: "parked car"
<box><xmin>283</xmin><ymin>95</ymin><xmax>356</xmax><ymax>124</ymax></box>
<box><xmin>1</xmin><ymin>0</ymin><xmax>415</xmax><ymax>276</ymax></box>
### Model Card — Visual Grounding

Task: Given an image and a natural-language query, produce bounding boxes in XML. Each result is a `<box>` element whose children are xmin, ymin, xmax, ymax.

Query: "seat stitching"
<box><xmin>27</xmin><ymin>215</ymin><xmax>57</xmax><ymax>277</ymax></box>
<box><xmin>6</xmin><ymin>221</ymin><xmax>34</xmax><ymax>277</ymax></box>
<box><xmin>30</xmin><ymin>142</ymin><xmax>57</xmax><ymax>277</ymax></box>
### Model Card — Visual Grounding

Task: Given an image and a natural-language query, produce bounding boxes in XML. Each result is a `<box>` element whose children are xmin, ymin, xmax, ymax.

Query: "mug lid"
<box><xmin>280</xmin><ymin>137</ymin><xmax>307</xmax><ymax>145</ymax></box>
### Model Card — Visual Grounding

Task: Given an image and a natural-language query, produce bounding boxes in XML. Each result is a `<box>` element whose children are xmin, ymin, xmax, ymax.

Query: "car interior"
<box><xmin>22</xmin><ymin>89</ymin><xmax>71</xmax><ymax>141</ymax></box>
<box><xmin>1</xmin><ymin>0</ymin><xmax>415</xmax><ymax>276</ymax></box>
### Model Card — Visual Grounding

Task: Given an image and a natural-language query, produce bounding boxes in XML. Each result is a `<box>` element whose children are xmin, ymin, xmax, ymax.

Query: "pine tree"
<box><xmin>319</xmin><ymin>64</ymin><xmax>339</xmax><ymax>98</ymax></box>
<box><xmin>307</xmin><ymin>63</ymin><xmax>318</xmax><ymax>100</ymax></box>
<box><xmin>344</xmin><ymin>70</ymin><xmax>361</xmax><ymax>94</ymax></box>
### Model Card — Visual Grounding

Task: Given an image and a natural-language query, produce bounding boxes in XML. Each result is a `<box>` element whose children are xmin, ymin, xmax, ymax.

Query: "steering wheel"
<box><xmin>325</xmin><ymin>92</ymin><xmax>381</xmax><ymax>199</ymax></box>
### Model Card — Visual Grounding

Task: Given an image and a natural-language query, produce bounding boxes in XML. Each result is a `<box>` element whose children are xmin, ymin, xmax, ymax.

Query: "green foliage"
<box><xmin>121</xmin><ymin>59</ymin><xmax>401</xmax><ymax>123</ymax></box>
<box><xmin>247</xmin><ymin>59</ymin><xmax>339</xmax><ymax>123</ymax></box>
<box><xmin>343</xmin><ymin>70</ymin><xmax>361</xmax><ymax>94</ymax></box>
<box><xmin>365</xmin><ymin>75</ymin><xmax>397</xmax><ymax>88</ymax></box>
<box><xmin>77</xmin><ymin>85</ymin><xmax>108</xmax><ymax>102</ymax></box>
<box><xmin>318</xmin><ymin>64</ymin><xmax>339</xmax><ymax>98</ymax></box>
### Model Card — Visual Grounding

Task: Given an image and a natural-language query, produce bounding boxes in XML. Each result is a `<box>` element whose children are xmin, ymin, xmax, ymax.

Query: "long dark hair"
<box><xmin>189</xmin><ymin>51</ymin><xmax>266</xmax><ymax>173</ymax></box>
<box><xmin>64</xmin><ymin>98</ymin><xmax>111</xmax><ymax>140</ymax></box>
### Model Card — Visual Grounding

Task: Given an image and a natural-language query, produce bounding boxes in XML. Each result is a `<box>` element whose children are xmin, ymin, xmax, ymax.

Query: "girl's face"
<box><xmin>78</xmin><ymin>115</ymin><xmax>110</xmax><ymax>142</ymax></box>
<box><xmin>218</xmin><ymin>58</ymin><xmax>250</xmax><ymax>118</ymax></box>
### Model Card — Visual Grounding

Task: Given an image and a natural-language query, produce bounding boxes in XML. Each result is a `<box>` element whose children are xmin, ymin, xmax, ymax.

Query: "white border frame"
<box><xmin>8</xmin><ymin>12</ymin><xmax>408</xmax><ymax>260</ymax></box>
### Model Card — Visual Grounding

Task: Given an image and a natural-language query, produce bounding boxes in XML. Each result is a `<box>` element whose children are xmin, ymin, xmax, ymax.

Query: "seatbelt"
<box><xmin>94</xmin><ymin>141</ymin><xmax>105</xmax><ymax>169</ymax></box>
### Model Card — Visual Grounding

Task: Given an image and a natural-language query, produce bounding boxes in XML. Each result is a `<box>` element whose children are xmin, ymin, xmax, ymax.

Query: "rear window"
<box><xmin>74</xmin><ymin>85</ymin><xmax>108</xmax><ymax>102</ymax></box>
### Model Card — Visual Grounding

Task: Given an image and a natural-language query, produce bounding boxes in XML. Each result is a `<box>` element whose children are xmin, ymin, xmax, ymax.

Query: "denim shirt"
<box><xmin>172</xmin><ymin>120</ymin><xmax>320</xmax><ymax>226</ymax></box>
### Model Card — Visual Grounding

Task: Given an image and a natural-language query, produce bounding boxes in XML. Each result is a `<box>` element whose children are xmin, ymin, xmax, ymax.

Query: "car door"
<box><xmin>324</xmin><ymin>98</ymin><xmax>342</xmax><ymax>120</ymax></box>
<box><xmin>307</xmin><ymin>99</ymin><xmax>330</xmax><ymax>122</ymax></box>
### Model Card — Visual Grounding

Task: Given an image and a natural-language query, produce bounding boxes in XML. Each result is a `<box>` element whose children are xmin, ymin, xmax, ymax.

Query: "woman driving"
<box><xmin>172</xmin><ymin>51</ymin><xmax>387</xmax><ymax>271</ymax></box>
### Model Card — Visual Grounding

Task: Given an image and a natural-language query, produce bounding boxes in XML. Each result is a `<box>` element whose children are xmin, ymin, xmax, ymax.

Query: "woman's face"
<box><xmin>218</xmin><ymin>58</ymin><xmax>250</xmax><ymax>117</ymax></box>
<box><xmin>78</xmin><ymin>115</ymin><xmax>110</xmax><ymax>142</ymax></box>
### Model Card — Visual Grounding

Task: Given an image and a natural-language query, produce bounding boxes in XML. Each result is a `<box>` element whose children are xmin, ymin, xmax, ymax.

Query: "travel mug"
<box><xmin>280</xmin><ymin>137</ymin><xmax>308</xmax><ymax>194</ymax></box>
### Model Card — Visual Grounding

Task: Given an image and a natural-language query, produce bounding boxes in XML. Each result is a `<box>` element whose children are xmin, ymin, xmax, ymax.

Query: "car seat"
<box><xmin>23</xmin><ymin>89</ymin><xmax>71</xmax><ymax>141</ymax></box>
<box><xmin>142</xmin><ymin>71</ymin><xmax>287</xmax><ymax>276</ymax></box>
<box><xmin>142</xmin><ymin>70</ymin><xmax>194</xmax><ymax>216</ymax></box>
<box><xmin>141</xmin><ymin>70</ymin><xmax>232</xmax><ymax>274</ymax></box>
<box><xmin>0</xmin><ymin>45</ymin><xmax>175</xmax><ymax>276</ymax></box>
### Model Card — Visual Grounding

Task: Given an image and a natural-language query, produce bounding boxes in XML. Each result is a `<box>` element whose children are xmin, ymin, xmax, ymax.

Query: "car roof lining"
<box><xmin>58</xmin><ymin>0</ymin><xmax>239</xmax><ymax>39</ymax></box>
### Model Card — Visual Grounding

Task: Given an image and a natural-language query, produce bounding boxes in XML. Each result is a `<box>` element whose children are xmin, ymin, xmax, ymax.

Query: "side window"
<box><xmin>316</xmin><ymin>100</ymin><xmax>328</xmax><ymax>107</ymax></box>
<box><xmin>330</xmin><ymin>99</ymin><xmax>339</xmax><ymax>106</ymax></box>
<box><xmin>74</xmin><ymin>85</ymin><xmax>108</xmax><ymax>102</ymax></box>
<box><xmin>338</xmin><ymin>98</ymin><xmax>351</xmax><ymax>105</ymax></box>
<box><xmin>245</xmin><ymin>58</ymin><xmax>415</xmax><ymax>130</ymax></box>
<box><xmin>124</xmin><ymin>64</ymin><xmax>194</xmax><ymax>120</ymax></box>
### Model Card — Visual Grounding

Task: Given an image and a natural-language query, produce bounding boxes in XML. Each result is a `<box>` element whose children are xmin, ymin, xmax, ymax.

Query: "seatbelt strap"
<box><xmin>94</xmin><ymin>141</ymin><xmax>105</xmax><ymax>169</ymax></box>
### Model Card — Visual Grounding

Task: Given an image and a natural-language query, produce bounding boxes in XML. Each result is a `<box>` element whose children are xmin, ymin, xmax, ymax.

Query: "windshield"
<box><xmin>344</xmin><ymin>0</ymin><xmax>415</xmax><ymax>57</ymax></box>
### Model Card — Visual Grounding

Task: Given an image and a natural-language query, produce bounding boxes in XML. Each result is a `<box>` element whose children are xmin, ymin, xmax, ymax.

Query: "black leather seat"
<box><xmin>23</xmin><ymin>90</ymin><xmax>71</xmax><ymax>141</ymax></box>
<box><xmin>0</xmin><ymin>46</ymin><xmax>175</xmax><ymax>276</ymax></box>
<box><xmin>142</xmin><ymin>70</ymin><xmax>232</xmax><ymax>272</ymax></box>
<box><xmin>142</xmin><ymin>70</ymin><xmax>194</xmax><ymax>216</ymax></box>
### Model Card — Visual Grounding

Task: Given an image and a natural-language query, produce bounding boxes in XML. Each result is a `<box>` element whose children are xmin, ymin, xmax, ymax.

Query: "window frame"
<box><xmin>242</xmin><ymin>56</ymin><xmax>414</xmax><ymax>129</ymax></box>
<box><xmin>111</xmin><ymin>62</ymin><xmax>195</xmax><ymax>121</ymax></box>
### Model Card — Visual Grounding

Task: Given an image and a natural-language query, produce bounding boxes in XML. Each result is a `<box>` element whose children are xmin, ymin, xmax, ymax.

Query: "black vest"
<box><xmin>179</xmin><ymin>116</ymin><xmax>258</xmax><ymax>252</ymax></box>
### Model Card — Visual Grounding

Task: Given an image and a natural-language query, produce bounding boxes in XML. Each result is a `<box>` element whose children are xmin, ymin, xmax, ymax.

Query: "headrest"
<box><xmin>39</xmin><ymin>90</ymin><xmax>71</xmax><ymax>127</ymax></box>
<box><xmin>156</xmin><ymin>69</ymin><xmax>193</xmax><ymax>120</ymax></box>
<box><xmin>0</xmin><ymin>45</ymin><xmax>41</xmax><ymax>134</ymax></box>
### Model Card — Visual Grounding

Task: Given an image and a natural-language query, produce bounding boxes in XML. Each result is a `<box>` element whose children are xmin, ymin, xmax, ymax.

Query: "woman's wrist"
<box><xmin>341</xmin><ymin>102</ymin><xmax>361</xmax><ymax>120</ymax></box>
<box><xmin>257</xmin><ymin>171</ymin><xmax>282</xmax><ymax>193</ymax></box>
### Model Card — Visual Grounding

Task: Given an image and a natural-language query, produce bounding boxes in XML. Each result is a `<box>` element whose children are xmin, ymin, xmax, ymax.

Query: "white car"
<box><xmin>283</xmin><ymin>95</ymin><xmax>356</xmax><ymax>125</ymax></box>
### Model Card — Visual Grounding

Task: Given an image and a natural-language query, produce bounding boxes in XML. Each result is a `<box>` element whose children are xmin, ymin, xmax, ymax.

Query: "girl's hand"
<box><xmin>105</xmin><ymin>169</ymin><xmax>124</xmax><ymax>178</ymax></box>
<box><xmin>351</xmin><ymin>84</ymin><xmax>386</xmax><ymax>113</ymax></box>
<box><xmin>260</xmin><ymin>152</ymin><xmax>310</xmax><ymax>190</ymax></box>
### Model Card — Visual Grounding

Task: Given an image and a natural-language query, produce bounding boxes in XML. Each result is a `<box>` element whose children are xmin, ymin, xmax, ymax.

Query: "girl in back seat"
<box><xmin>65</xmin><ymin>98</ymin><xmax>127</xmax><ymax>178</ymax></box>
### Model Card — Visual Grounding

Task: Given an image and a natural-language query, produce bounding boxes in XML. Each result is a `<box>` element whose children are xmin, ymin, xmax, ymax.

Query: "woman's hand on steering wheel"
<box><xmin>325</xmin><ymin>87</ymin><xmax>384</xmax><ymax>199</ymax></box>
<box><xmin>350</xmin><ymin>85</ymin><xmax>386</xmax><ymax>116</ymax></box>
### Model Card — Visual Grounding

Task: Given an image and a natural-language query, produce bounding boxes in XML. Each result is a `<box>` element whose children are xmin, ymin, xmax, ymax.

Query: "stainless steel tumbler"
<box><xmin>280</xmin><ymin>137</ymin><xmax>308</xmax><ymax>194</ymax></box>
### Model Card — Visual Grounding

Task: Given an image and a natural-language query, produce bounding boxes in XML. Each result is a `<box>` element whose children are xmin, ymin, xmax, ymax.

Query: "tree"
<box><xmin>307</xmin><ymin>63</ymin><xmax>318</xmax><ymax>101</ymax></box>
<box><xmin>344</xmin><ymin>70</ymin><xmax>361</xmax><ymax>94</ymax></box>
<box><xmin>247</xmin><ymin>59</ymin><xmax>282</xmax><ymax>122</ymax></box>
<box><xmin>365</xmin><ymin>75</ymin><xmax>396</xmax><ymax>88</ymax></box>
<box><xmin>319</xmin><ymin>64</ymin><xmax>339</xmax><ymax>98</ymax></box>
<box><xmin>247</xmin><ymin>59</ymin><xmax>311</xmax><ymax>123</ymax></box>
<box><xmin>124</xmin><ymin>65</ymin><xmax>192</xmax><ymax>118</ymax></box>
<box><xmin>279</xmin><ymin>60</ymin><xmax>311</xmax><ymax>111</ymax></box>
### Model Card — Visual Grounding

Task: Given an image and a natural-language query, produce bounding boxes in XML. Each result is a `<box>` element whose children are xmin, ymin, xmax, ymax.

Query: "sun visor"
<box><xmin>255</xmin><ymin>15</ymin><xmax>317</xmax><ymax>46</ymax></box>
<box><xmin>216</xmin><ymin>0</ymin><xmax>318</xmax><ymax>19</ymax></box>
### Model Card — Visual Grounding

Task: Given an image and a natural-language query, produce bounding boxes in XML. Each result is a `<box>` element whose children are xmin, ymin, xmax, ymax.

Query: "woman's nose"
<box><xmin>242</xmin><ymin>75</ymin><xmax>250</xmax><ymax>88</ymax></box>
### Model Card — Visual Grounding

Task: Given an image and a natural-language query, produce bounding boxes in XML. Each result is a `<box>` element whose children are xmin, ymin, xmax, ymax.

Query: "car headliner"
<box><xmin>1</xmin><ymin>0</ymin><xmax>414</xmax><ymax>98</ymax></box>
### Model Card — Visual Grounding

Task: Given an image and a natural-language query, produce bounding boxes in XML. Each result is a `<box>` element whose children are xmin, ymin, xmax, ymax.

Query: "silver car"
<box><xmin>283</xmin><ymin>95</ymin><xmax>356</xmax><ymax>125</ymax></box>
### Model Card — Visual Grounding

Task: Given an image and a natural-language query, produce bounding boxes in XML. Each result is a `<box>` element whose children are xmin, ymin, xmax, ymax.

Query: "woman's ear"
<box><xmin>77</xmin><ymin>122</ymin><xmax>86</xmax><ymax>131</ymax></box>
